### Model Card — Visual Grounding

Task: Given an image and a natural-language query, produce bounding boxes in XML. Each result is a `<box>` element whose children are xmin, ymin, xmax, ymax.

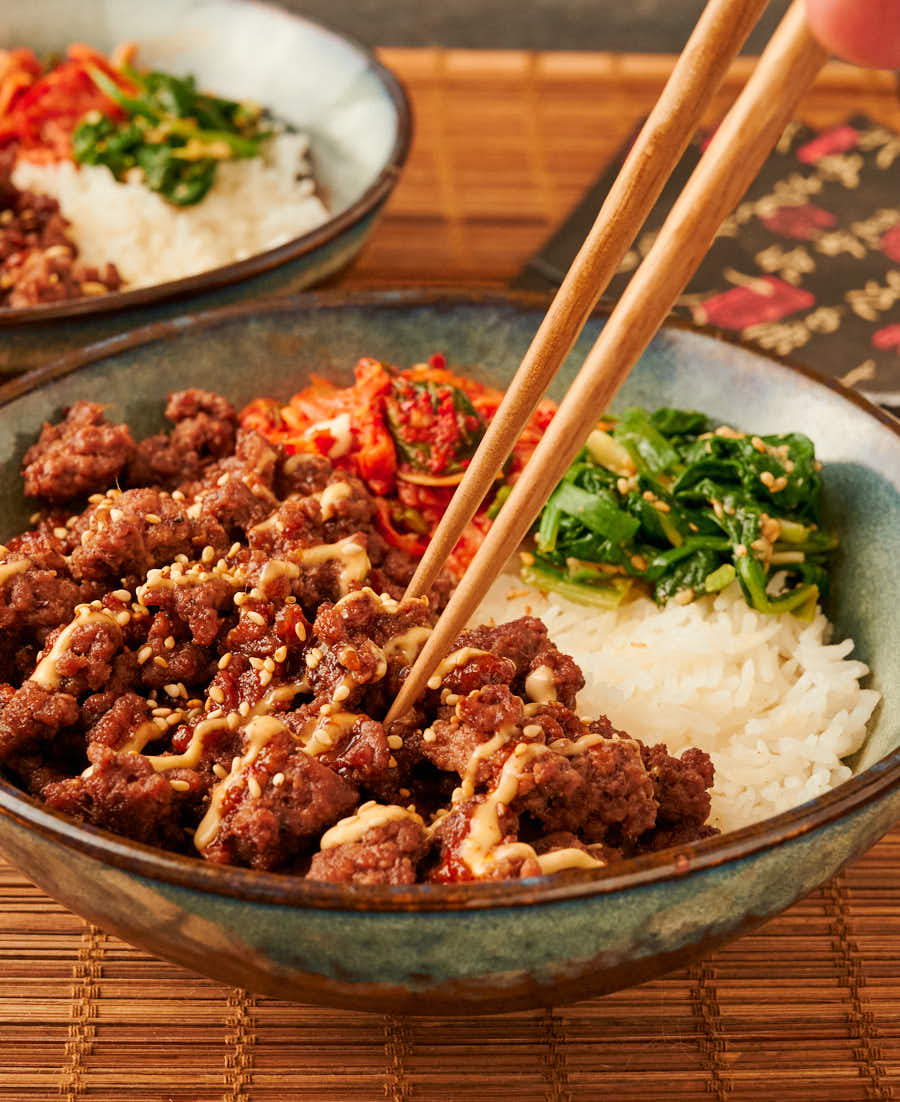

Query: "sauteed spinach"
<box><xmin>528</xmin><ymin>407</ymin><xmax>836</xmax><ymax>615</ymax></box>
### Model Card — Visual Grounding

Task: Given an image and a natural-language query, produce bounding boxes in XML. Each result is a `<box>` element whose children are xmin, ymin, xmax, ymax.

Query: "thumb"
<box><xmin>804</xmin><ymin>0</ymin><xmax>900</xmax><ymax>68</ymax></box>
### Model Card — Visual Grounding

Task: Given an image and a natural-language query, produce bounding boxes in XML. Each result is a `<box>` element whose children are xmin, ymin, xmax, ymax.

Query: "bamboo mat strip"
<box><xmin>2</xmin><ymin>48</ymin><xmax>900</xmax><ymax>1101</ymax></box>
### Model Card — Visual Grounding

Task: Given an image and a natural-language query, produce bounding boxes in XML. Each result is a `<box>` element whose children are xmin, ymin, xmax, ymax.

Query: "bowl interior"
<box><xmin>0</xmin><ymin>291</ymin><xmax>898</xmax><ymax>873</ymax></box>
<box><xmin>0</xmin><ymin>0</ymin><xmax>402</xmax><ymax>263</ymax></box>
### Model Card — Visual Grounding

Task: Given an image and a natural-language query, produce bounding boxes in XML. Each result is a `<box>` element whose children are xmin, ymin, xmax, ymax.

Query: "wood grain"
<box><xmin>1</xmin><ymin>47</ymin><xmax>900</xmax><ymax>1102</ymax></box>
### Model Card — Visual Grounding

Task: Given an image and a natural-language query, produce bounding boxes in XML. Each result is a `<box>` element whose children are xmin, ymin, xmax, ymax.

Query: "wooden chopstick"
<box><xmin>405</xmin><ymin>0</ymin><xmax>770</xmax><ymax>602</ymax></box>
<box><xmin>386</xmin><ymin>0</ymin><xmax>828</xmax><ymax>725</ymax></box>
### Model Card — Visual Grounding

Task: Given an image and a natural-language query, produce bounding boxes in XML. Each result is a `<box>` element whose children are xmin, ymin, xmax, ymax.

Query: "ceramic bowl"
<box><xmin>0</xmin><ymin>290</ymin><xmax>898</xmax><ymax>1015</ymax></box>
<box><xmin>0</xmin><ymin>0</ymin><xmax>411</xmax><ymax>368</ymax></box>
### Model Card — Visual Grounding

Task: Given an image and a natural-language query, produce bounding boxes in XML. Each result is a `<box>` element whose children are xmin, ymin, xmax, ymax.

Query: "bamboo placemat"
<box><xmin>3</xmin><ymin>50</ymin><xmax>900</xmax><ymax>1101</ymax></box>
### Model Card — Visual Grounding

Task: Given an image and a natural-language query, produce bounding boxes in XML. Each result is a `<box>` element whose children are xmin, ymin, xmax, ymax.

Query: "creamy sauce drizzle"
<box><xmin>382</xmin><ymin>625</ymin><xmax>433</xmax><ymax>666</ymax></box>
<box><xmin>31</xmin><ymin>607</ymin><xmax>117</xmax><ymax>691</ymax></box>
<box><xmin>426</xmin><ymin>647</ymin><xmax>492</xmax><ymax>690</ymax></box>
<box><xmin>298</xmin><ymin>537</ymin><xmax>370</xmax><ymax>595</ymax></box>
<box><xmin>320</xmin><ymin>801</ymin><xmax>424</xmax><ymax>850</ymax></box>
<box><xmin>0</xmin><ymin>559</ymin><xmax>31</xmax><ymax>586</ymax></box>
<box><xmin>524</xmin><ymin>664</ymin><xmax>558</xmax><ymax>704</ymax></box>
<box><xmin>146</xmin><ymin>682</ymin><xmax>308</xmax><ymax>772</ymax></box>
<box><xmin>194</xmin><ymin>715</ymin><xmax>284</xmax><ymax>851</ymax></box>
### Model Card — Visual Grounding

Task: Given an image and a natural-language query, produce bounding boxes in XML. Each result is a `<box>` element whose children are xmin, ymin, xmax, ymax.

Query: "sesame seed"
<box><xmin>137</xmin><ymin>646</ymin><xmax>153</xmax><ymax>664</ymax></box>
<box><xmin>274</xmin><ymin>646</ymin><xmax>287</xmax><ymax>663</ymax></box>
<box><xmin>218</xmin><ymin>653</ymin><xmax>232</xmax><ymax>670</ymax></box>
<box><xmin>209</xmin><ymin>685</ymin><xmax>225</xmax><ymax>704</ymax></box>
<box><xmin>295</xmin><ymin>621</ymin><xmax>306</xmax><ymax>641</ymax></box>
<box><xmin>272</xmin><ymin>772</ymin><xmax>285</xmax><ymax>788</ymax></box>
<box><xmin>248</xmin><ymin>776</ymin><xmax>262</xmax><ymax>799</ymax></box>
<box><xmin>212</xmin><ymin>764</ymin><xmax>228</xmax><ymax>780</ymax></box>
<box><xmin>170</xmin><ymin>779</ymin><xmax>190</xmax><ymax>793</ymax></box>
<box><xmin>387</xmin><ymin>734</ymin><xmax>403</xmax><ymax>749</ymax></box>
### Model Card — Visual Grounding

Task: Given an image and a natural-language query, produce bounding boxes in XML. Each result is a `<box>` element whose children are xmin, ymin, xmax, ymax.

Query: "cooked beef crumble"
<box><xmin>0</xmin><ymin>151</ymin><xmax>121</xmax><ymax>309</ymax></box>
<box><xmin>0</xmin><ymin>388</ymin><xmax>717</xmax><ymax>883</ymax></box>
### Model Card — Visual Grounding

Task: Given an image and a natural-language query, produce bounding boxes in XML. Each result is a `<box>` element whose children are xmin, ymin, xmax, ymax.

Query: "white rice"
<box><xmin>11</xmin><ymin>133</ymin><xmax>329</xmax><ymax>288</ymax></box>
<box><xmin>473</xmin><ymin>576</ymin><xmax>880</xmax><ymax>834</ymax></box>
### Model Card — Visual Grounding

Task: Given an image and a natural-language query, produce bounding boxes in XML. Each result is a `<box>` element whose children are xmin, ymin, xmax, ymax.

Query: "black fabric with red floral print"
<box><xmin>516</xmin><ymin>115</ymin><xmax>900</xmax><ymax>409</ymax></box>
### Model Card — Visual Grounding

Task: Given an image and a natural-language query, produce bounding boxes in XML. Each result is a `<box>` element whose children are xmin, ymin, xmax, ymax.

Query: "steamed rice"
<box><xmin>11</xmin><ymin>132</ymin><xmax>328</xmax><ymax>288</ymax></box>
<box><xmin>474</xmin><ymin>577</ymin><xmax>879</xmax><ymax>834</ymax></box>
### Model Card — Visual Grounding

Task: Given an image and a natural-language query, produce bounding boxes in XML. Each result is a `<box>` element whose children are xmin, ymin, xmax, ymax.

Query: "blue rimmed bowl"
<box><xmin>0</xmin><ymin>0</ymin><xmax>411</xmax><ymax>369</ymax></box>
<box><xmin>0</xmin><ymin>290</ymin><xmax>898</xmax><ymax>1014</ymax></box>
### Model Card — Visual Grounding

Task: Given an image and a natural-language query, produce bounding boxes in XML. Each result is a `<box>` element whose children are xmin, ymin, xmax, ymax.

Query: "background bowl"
<box><xmin>0</xmin><ymin>290</ymin><xmax>898</xmax><ymax>1015</ymax></box>
<box><xmin>0</xmin><ymin>0</ymin><xmax>411</xmax><ymax>368</ymax></box>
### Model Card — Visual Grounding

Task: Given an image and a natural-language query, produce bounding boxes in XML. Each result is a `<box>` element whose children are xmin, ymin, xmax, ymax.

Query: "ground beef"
<box><xmin>22</xmin><ymin>401</ymin><xmax>136</xmax><ymax>504</ymax></box>
<box><xmin>42</xmin><ymin>746</ymin><xmax>184</xmax><ymax>848</ymax></box>
<box><xmin>0</xmin><ymin>680</ymin><xmax>79</xmax><ymax>763</ymax></box>
<box><xmin>127</xmin><ymin>388</ymin><xmax>238</xmax><ymax>490</ymax></box>
<box><xmin>201</xmin><ymin>726</ymin><xmax>358</xmax><ymax>871</ymax></box>
<box><xmin>69</xmin><ymin>488</ymin><xmax>226</xmax><ymax>584</ymax></box>
<box><xmin>0</xmin><ymin>152</ymin><xmax>121</xmax><ymax>308</ymax></box>
<box><xmin>307</xmin><ymin>813</ymin><xmax>430</xmax><ymax>885</ymax></box>
<box><xmin>0</xmin><ymin>387</ymin><xmax>718</xmax><ymax>883</ymax></box>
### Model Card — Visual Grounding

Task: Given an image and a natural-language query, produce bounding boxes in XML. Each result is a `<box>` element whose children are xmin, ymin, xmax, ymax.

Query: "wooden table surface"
<box><xmin>2</xmin><ymin>50</ymin><xmax>900</xmax><ymax>1102</ymax></box>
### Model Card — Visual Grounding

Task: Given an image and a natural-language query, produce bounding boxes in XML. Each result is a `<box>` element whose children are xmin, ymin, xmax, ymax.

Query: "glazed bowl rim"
<box><xmin>1</xmin><ymin>286</ymin><xmax>898</xmax><ymax>913</ymax></box>
<box><xmin>0</xmin><ymin>2</ymin><xmax>413</xmax><ymax>326</ymax></box>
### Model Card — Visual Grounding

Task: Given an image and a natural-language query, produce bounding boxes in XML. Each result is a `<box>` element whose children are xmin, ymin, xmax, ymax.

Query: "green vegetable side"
<box><xmin>528</xmin><ymin>407</ymin><xmax>837</xmax><ymax>617</ymax></box>
<box><xmin>73</xmin><ymin>65</ymin><xmax>270</xmax><ymax>205</ymax></box>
